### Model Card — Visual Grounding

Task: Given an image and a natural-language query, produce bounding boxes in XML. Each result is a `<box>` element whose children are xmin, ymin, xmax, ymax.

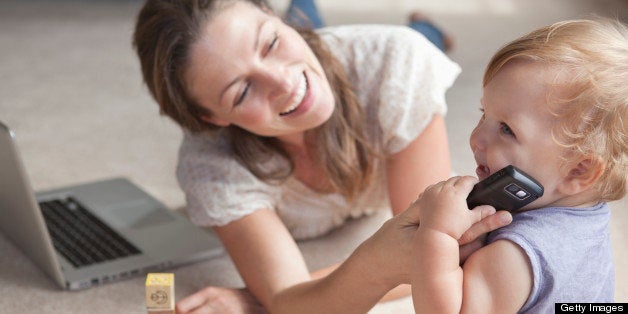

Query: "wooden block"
<box><xmin>146</xmin><ymin>273</ymin><xmax>175</xmax><ymax>314</ymax></box>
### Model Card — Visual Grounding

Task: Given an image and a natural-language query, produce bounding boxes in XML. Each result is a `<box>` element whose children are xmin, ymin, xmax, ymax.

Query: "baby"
<box><xmin>412</xmin><ymin>18</ymin><xmax>627</xmax><ymax>313</ymax></box>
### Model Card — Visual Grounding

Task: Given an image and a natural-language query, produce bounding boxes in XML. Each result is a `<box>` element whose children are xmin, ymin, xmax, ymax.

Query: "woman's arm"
<box><xmin>175</xmin><ymin>190</ymin><xmax>511</xmax><ymax>314</ymax></box>
<box><xmin>215</xmin><ymin>207</ymin><xmax>409</xmax><ymax>312</ymax></box>
<box><xmin>213</xmin><ymin>208</ymin><xmax>312</xmax><ymax>309</ymax></box>
<box><xmin>175</xmin><ymin>207</ymin><xmax>307</xmax><ymax>314</ymax></box>
<box><xmin>271</xmin><ymin>200</ymin><xmax>425</xmax><ymax>314</ymax></box>
<box><xmin>271</xmin><ymin>243</ymin><xmax>395</xmax><ymax>314</ymax></box>
<box><xmin>386</xmin><ymin>114</ymin><xmax>451</xmax><ymax>215</ymax></box>
<box><xmin>176</xmin><ymin>196</ymin><xmax>425</xmax><ymax>314</ymax></box>
<box><xmin>310</xmin><ymin>259</ymin><xmax>411</xmax><ymax>302</ymax></box>
<box><xmin>370</xmin><ymin>114</ymin><xmax>451</xmax><ymax>301</ymax></box>
<box><xmin>188</xmin><ymin>207</ymin><xmax>413</xmax><ymax>312</ymax></box>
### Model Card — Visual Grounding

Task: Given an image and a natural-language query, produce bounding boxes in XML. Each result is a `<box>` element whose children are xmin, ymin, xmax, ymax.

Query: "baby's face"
<box><xmin>470</xmin><ymin>60</ymin><xmax>574</xmax><ymax>210</ymax></box>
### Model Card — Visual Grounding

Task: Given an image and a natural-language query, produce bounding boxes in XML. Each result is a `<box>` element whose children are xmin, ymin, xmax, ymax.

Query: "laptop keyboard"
<box><xmin>39</xmin><ymin>197</ymin><xmax>141</xmax><ymax>268</ymax></box>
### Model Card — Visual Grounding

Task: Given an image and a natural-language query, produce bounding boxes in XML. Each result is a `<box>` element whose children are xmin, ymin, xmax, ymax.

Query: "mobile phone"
<box><xmin>466</xmin><ymin>165</ymin><xmax>544</xmax><ymax>212</ymax></box>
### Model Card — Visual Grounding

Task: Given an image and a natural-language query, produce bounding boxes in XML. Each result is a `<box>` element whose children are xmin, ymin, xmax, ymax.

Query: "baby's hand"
<box><xmin>414</xmin><ymin>176</ymin><xmax>489</xmax><ymax>240</ymax></box>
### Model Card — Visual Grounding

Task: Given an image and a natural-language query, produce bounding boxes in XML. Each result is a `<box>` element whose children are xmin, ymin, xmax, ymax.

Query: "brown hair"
<box><xmin>484</xmin><ymin>18</ymin><xmax>627</xmax><ymax>201</ymax></box>
<box><xmin>133</xmin><ymin>0</ymin><xmax>377</xmax><ymax>199</ymax></box>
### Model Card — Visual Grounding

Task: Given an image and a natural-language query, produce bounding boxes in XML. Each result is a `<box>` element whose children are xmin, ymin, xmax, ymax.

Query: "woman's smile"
<box><xmin>279</xmin><ymin>72</ymin><xmax>309</xmax><ymax>116</ymax></box>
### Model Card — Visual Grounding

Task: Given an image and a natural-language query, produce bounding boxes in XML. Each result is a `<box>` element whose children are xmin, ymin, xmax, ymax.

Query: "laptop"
<box><xmin>0</xmin><ymin>121</ymin><xmax>224</xmax><ymax>290</ymax></box>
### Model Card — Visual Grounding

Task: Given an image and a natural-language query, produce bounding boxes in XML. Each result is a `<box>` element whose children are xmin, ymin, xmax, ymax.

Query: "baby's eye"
<box><xmin>499</xmin><ymin>122</ymin><xmax>515</xmax><ymax>137</ymax></box>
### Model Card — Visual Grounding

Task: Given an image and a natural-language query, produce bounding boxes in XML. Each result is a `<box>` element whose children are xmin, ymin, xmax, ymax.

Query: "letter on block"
<box><xmin>146</xmin><ymin>273</ymin><xmax>175</xmax><ymax>314</ymax></box>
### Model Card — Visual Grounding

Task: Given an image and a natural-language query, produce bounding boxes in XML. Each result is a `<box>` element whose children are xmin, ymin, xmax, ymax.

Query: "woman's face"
<box><xmin>184</xmin><ymin>1</ymin><xmax>335</xmax><ymax>144</ymax></box>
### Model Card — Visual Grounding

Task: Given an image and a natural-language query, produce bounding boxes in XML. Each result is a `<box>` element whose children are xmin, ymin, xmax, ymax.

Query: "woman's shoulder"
<box><xmin>176</xmin><ymin>131</ymin><xmax>283</xmax><ymax>227</ymax></box>
<box><xmin>176</xmin><ymin>130</ymin><xmax>239</xmax><ymax>178</ymax></box>
<box><xmin>317</xmin><ymin>24</ymin><xmax>422</xmax><ymax>42</ymax></box>
<box><xmin>317</xmin><ymin>24</ymin><xmax>430</xmax><ymax>56</ymax></box>
<box><xmin>176</xmin><ymin>130</ymin><xmax>286</xmax><ymax>185</ymax></box>
<box><xmin>317</xmin><ymin>23</ymin><xmax>455</xmax><ymax>78</ymax></box>
<box><xmin>179</xmin><ymin>130</ymin><xmax>230</xmax><ymax>159</ymax></box>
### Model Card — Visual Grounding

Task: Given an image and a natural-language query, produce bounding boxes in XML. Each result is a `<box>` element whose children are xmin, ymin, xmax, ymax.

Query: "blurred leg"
<box><xmin>285</xmin><ymin>0</ymin><xmax>324</xmax><ymax>29</ymax></box>
<box><xmin>408</xmin><ymin>12</ymin><xmax>454</xmax><ymax>53</ymax></box>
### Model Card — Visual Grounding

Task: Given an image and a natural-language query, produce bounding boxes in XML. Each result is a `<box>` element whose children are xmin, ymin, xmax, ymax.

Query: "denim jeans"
<box><xmin>285</xmin><ymin>0</ymin><xmax>447</xmax><ymax>52</ymax></box>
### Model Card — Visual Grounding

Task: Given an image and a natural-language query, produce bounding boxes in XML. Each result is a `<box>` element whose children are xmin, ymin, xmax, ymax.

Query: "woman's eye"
<box><xmin>267</xmin><ymin>34</ymin><xmax>278</xmax><ymax>53</ymax></box>
<box><xmin>235</xmin><ymin>82</ymin><xmax>250</xmax><ymax>106</ymax></box>
<box><xmin>499</xmin><ymin>122</ymin><xmax>515</xmax><ymax>137</ymax></box>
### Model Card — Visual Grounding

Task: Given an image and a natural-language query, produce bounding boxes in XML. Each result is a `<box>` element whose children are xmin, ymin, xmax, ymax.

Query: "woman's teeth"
<box><xmin>279</xmin><ymin>73</ymin><xmax>307</xmax><ymax>116</ymax></box>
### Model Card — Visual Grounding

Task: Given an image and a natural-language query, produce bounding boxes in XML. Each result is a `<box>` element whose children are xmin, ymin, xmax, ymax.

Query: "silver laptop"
<box><xmin>0</xmin><ymin>121</ymin><xmax>223</xmax><ymax>290</ymax></box>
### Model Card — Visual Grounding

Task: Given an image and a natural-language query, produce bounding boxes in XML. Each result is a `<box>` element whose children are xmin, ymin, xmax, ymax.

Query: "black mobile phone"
<box><xmin>466</xmin><ymin>165</ymin><xmax>544</xmax><ymax>212</ymax></box>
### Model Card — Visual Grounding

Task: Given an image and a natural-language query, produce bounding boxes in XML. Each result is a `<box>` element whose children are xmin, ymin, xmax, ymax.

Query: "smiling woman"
<box><xmin>183</xmin><ymin>3</ymin><xmax>336</xmax><ymax>139</ymax></box>
<box><xmin>132</xmin><ymin>0</ymin><xmax>510</xmax><ymax>313</ymax></box>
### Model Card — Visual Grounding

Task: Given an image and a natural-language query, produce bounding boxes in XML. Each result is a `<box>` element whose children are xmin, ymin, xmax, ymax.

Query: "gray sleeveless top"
<box><xmin>487</xmin><ymin>202</ymin><xmax>614</xmax><ymax>313</ymax></box>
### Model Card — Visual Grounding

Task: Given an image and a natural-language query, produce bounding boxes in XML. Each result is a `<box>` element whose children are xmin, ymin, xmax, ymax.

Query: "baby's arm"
<box><xmin>411</xmin><ymin>176</ymin><xmax>532</xmax><ymax>313</ymax></box>
<box><xmin>411</xmin><ymin>176</ymin><xmax>484</xmax><ymax>312</ymax></box>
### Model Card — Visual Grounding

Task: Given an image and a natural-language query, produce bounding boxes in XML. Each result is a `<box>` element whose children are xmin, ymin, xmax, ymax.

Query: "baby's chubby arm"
<box><xmin>411</xmin><ymin>176</ymin><xmax>493</xmax><ymax>313</ymax></box>
<box><xmin>411</xmin><ymin>176</ymin><xmax>531</xmax><ymax>313</ymax></box>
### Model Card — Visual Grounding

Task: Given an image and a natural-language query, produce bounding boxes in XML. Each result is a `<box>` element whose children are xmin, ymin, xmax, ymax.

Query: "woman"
<box><xmin>133</xmin><ymin>0</ymin><xmax>511</xmax><ymax>313</ymax></box>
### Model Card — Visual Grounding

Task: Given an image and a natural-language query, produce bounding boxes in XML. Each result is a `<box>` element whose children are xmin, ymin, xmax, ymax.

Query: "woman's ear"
<box><xmin>558</xmin><ymin>157</ymin><xmax>605</xmax><ymax>195</ymax></box>
<box><xmin>200</xmin><ymin>115</ymin><xmax>231</xmax><ymax>127</ymax></box>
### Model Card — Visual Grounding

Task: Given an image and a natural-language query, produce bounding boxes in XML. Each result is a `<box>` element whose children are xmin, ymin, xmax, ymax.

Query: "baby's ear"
<box><xmin>559</xmin><ymin>157</ymin><xmax>605</xmax><ymax>195</ymax></box>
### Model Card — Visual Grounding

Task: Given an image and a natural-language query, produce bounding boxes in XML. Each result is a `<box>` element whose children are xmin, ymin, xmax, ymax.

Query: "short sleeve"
<box><xmin>322</xmin><ymin>25</ymin><xmax>461</xmax><ymax>154</ymax></box>
<box><xmin>176</xmin><ymin>131</ymin><xmax>279</xmax><ymax>227</ymax></box>
<box><xmin>488</xmin><ymin>231</ymin><xmax>542</xmax><ymax>312</ymax></box>
<box><xmin>376</xmin><ymin>27</ymin><xmax>460</xmax><ymax>153</ymax></box>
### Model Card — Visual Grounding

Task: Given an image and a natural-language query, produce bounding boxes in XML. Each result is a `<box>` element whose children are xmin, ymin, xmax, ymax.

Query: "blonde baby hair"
<box><xmin>484</xmin><ymin>18</ymin><xmax>628</xmax><ymax>201</ymax></box>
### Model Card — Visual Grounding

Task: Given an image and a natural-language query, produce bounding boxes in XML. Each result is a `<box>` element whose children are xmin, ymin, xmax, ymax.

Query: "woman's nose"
<box><xmin>258</xmin><ymin>65</ymin><xmax>292</xmax><ymax>99</ymax></box>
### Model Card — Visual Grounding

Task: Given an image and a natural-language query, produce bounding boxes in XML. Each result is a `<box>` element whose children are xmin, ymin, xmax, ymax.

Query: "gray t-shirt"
<box><xmin>487</xmin><ymin>202</ymin><xmax>614</xmax><ymax>312</ymax></box>
<box><xmin>176</xmin><ymin>24</ymin><xmax>461</xmax><ymax>239</ymax></box>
